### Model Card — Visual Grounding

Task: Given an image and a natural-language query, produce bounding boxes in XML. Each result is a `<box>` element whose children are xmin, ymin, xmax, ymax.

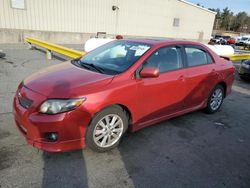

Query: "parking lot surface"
<box><xmin>0</xmin><ymin>44</ymin><xmax>250</xmax><ymax>188</ymax></box>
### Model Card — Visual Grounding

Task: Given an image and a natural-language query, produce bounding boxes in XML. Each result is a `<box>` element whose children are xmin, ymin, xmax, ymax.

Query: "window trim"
<box><xmin>183</xmin><ymin>44</ymin><xmax>215</xmax><ymax>68</ymax></box>
<box><xmin>139</xmin><ymin>45</ymin><xmax>185</xmax><ymax>75</ymax></box>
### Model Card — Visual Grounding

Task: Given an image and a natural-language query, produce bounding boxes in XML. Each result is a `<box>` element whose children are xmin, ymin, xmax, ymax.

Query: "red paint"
<box><xmin>227</xmin><ymin>38</ymin><xmax>236</xmax><ymax>44</ymax></box>
<box><xmin>140</xmin><ymin>67</ymin><xmax>160</xmax><ymax>78</ymax></box>
<box><xmin>13</xmin><ymin>39</ymin><xmax>235</xmax><ymax>152</ymax></box>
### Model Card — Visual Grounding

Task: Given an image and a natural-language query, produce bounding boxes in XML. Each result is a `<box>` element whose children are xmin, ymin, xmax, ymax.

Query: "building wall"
<box><xmin>0</xmin><ymin>0</ymin><xmax>215</xmax><ymax>43</ymax></box>
<box><xmin>117</xmin><ymin>0</ymin><xmax>215</xmax><ymax>41</ymax></box>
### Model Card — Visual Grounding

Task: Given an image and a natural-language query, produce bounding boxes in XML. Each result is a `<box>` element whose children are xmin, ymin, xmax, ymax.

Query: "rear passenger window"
<box><xmin>144</xmin><ymin>46</ymin><xmax>183</xmax><ymax>73</ymax></box>
<box><xmin>185</xmin><ymin>47</ymin><xmax>212</xmax><ymax>67</ymax></box>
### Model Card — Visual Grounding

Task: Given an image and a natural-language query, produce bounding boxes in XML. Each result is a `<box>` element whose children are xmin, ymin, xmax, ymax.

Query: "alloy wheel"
<box><xmin>93</xmin><ymin>114</ymin><xmax>124</xmax><ymax>148</ymax></box>
<box><xmin>210</xmin><ymin>88</ymin><xmax>223</xmax><ymax>111</ymax></box>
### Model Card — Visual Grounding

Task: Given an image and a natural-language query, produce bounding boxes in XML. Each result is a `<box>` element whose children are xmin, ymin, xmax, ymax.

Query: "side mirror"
<box><xmin>140</xmin><ymin>67</ymin><xmax>159</xmax><ymax>78</ymax></box>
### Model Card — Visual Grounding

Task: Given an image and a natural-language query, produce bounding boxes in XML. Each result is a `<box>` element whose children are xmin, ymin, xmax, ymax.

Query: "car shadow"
<box><xmin>42</xmin><ymin>151</ymin><xmax>88</xmax><ymax>188</ymax></box>
<box><xmin>118</xmin><ymin>90</ymin><xmax>250</xmax><ymax>188</ymax></box>
<box><xmin>40</xmin><ymin>91</ymin><xmax>250</xmax><ymax>188</ymax></box>
<box><xmin>42</xmin><ymin>80</ymin><xmax>89</xmax><ymax>188</ymax></box>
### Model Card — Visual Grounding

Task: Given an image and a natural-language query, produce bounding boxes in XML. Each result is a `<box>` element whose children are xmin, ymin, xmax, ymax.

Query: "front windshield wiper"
<box><xmin>72</xmin><ymin>59</ymin><xmax>104</xmax><ymax>73</ymax></box>
<box><xmin>81</xmin><ymin>62</ymin><xmax>104</xmax><ymax>74</ymax></box>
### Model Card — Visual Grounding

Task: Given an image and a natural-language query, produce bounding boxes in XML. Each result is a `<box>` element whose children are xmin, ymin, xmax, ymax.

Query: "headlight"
<box><xmin>242</xmin><ymin>62</ymin><xmax>250</xmax><ymax>69</ymax></box>
<box><xmin>39</xmin><ymin>98</ymin><xmax>86</xmax><ymax>114</ymax></box>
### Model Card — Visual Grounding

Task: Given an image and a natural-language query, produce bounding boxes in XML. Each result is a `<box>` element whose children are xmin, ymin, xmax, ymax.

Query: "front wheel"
<box><xmin>205</xmin><ymin>85</ymin><xmax>224</xmax><ymax>114</ymax></box>
<box><xmin>86</xmin><ymin>106</ymin><xmax>128</xmax><ymax>152</ymax></box>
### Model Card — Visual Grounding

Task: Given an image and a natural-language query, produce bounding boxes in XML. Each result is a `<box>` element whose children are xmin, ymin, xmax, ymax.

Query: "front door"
<box><xmin>136</xmin><ymin>45</ymin><xmax>187</xmax><ymax>124</ymax></box>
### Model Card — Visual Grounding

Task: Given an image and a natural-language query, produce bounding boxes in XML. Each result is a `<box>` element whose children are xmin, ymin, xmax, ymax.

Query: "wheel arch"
<box><xmin>116</xmin><ymin>104</ymin><xmax>133</xmax><ymax>124</ymax></box>
<box><xmin>217</xmin><ymin>81</ymin><xmax>227</xmax><ymax>97</ymax></box>
<box><xmin>95</xmin><ymin>103</ymin><xmax>133</xmax><ymax>125</ymax></box>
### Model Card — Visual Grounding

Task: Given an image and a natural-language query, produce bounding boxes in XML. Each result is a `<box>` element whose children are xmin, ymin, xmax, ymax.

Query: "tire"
<box><xmin>205</xmin><ymin>85</ymin><xmax>224</xmax><ymax>114</ymax></box>
<box><xmin>240</xmin><ymin>75</ymin><xmax>245</xmax><ymax>80</ymax></box>
<box><xmin>239</xmin><ymin>75</ymin><xmax>249</xmax><ymax>81</ymax></box>
<box><xmin>0</xmin><ymin>52</ymin><xmax>6</xmax><ymax>58</ymax></box>
<box><xmin>86</xmin><ymin>106</ymin><xmax>128</xmax><ymax>152</ymax></box>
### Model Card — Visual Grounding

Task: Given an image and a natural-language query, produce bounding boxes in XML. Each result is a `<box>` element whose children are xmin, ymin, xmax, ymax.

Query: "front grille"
<box><xmin>18</xmin><ymin>96</ymin><xmax>33</xmax><ymax>109</ymax></box>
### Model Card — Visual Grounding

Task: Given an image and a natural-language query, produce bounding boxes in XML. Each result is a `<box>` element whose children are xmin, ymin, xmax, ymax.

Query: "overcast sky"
<box><xmin>188</xmin><ymin>0</ymin><xmax>250</xmax><ymax>14</ymax></box>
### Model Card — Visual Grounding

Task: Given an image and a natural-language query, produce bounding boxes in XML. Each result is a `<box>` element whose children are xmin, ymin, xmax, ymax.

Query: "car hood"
<box><xmin>24</xmin><ymin>61</ymin><xmax>114</xmax><ymax>98</ymax></box>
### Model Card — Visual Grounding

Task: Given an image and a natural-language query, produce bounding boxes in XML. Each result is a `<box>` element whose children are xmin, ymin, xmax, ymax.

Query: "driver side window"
<box><xmin>144</xmin><ymin>46</ymin><xmax>183</xmax><ymax>73</ymax></box>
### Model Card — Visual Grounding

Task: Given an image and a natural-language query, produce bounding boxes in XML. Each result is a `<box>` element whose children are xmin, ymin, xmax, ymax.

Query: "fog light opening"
<box><xmin>45</xmin><ymin>132</ymin><xmax>58</xmax><ymax>142</ymax></box>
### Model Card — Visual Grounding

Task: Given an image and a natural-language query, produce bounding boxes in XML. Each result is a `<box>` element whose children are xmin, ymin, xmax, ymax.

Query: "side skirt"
<box><xmin>130</xmin><ymin>101</ymin><xmax>207</xmax><ymax>132</ymax></box>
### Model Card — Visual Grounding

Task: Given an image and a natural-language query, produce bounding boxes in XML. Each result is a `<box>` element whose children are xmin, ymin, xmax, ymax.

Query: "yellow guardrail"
<box><xmin>226</xmin><ymin>54</ymin><xmax>250</xmax><ymax>61</ymax></box>
<box><xmin>25</xmin><ymin>37</ymin><xmax>86</xmax><ymax>59</ymax></box>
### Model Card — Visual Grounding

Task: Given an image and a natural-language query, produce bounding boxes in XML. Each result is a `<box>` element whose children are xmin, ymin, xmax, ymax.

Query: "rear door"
<box><xmin>136</xmin><ymin>45</ymin><xmax>187</xmax><ymax>123</ymax></box>
<box><xmin>183</xmin><ymin>45</ymin><xmax>218</xmax><ymax>109</ymax></box>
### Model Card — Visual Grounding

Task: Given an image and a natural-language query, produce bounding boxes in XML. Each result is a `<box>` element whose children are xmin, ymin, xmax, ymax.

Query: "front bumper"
<box><xmin>13</xmin><ymin>86</ymin><xmax>91</xmax><ymax>152</ymax></box>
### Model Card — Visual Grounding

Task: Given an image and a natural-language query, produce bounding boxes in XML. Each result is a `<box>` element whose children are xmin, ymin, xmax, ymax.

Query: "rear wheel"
<box><xmin>0</xmin><ymin>51</ymin><xmax>5</xmax><ymax>58</ymax></box>
<box><xmin>205</xmin><ymin>85</ymin><xmax>224</xmax><ymax>114</ymax></box>
<box><xmin>86</xmin><ymin>106</ymin><xmax>128</xmax><ymax>152</ymax></box>
<box><xmin>240</xmin><ymin>75</ymin><xmax>245</xmax><ymax>80</ymax></box>
<box><xmin>239</xmin><ymin>75</ymin><xmax>249</xmax><ymax>81</ymax></box>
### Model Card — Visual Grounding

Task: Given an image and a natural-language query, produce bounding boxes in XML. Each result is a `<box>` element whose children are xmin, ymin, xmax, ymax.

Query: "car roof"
<box><xmin>122</xmin><ymin>38</ymin><xmax>204</xmax><ymax>46</ymax></box>
<box><xmin>124</xmin><ymin>38</ymin><xmax>174</xmax><ymax>45</ymax></box>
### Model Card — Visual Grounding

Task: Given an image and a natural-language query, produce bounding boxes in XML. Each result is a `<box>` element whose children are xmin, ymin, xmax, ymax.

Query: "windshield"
<box><xmin>214</xmin><ymin>35</ymin><xmax>222</xmax><ymax>39</ymax></box>
<box><xmin>76</xmin><ymin>40</ymin><xmax>151</xmax><ymax>75</ymax></box>
<box><xmin>242</xmin><ymin>37</ymin><xmax>249</xmax><ymax>40</ymax></box>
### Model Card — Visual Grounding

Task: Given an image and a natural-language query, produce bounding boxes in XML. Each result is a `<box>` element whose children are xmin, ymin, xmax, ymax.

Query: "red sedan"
<box><xmin>13</xmin><ymin>39</ymin><xmax>235</xmax><ymax>152</ymax></box>
<box><xmin>227</xmin><ymin>38</ymin><xmax>236</xmax><ymax>45</ymax></box>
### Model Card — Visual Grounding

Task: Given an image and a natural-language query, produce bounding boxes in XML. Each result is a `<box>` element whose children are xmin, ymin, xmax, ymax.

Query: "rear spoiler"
<box><xmin>220</xmin><ymin>55</ymin><xmax>231</xmax><ymax>61</ymax></box>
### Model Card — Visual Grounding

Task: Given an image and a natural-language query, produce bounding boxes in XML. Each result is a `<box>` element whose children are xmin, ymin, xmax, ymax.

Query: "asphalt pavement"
<box><xmin>0</xmin><ymin>44</ymin><xmax>250</xmax><ymax>188</ymax></box>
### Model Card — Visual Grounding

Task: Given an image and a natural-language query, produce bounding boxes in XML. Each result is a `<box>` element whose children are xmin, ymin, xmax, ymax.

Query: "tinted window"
<box><xmin>242</xmin><ymin>37</ymin><xmax>249</xmax><ymax>41</ymax></box>
<box><xmin>185</xmin><ymin>47</ymin><xmax>211</xmax><ymax>67</ymax></box>
<box><xmin>144</xmin><ymin>46</ymin><xmax>183</xmax><ymax>73</ymax></box>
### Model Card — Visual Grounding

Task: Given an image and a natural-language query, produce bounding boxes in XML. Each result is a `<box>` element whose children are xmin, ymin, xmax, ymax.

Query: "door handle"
<box><xmin>211</xmin><ymin>69</ymin><xmax>217</xmax><ymax>75</ymax></box>
<box><xmin>178</xmin><ymin>75</ymin><xmax>185</xmax><ymax>81</ymax></box>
